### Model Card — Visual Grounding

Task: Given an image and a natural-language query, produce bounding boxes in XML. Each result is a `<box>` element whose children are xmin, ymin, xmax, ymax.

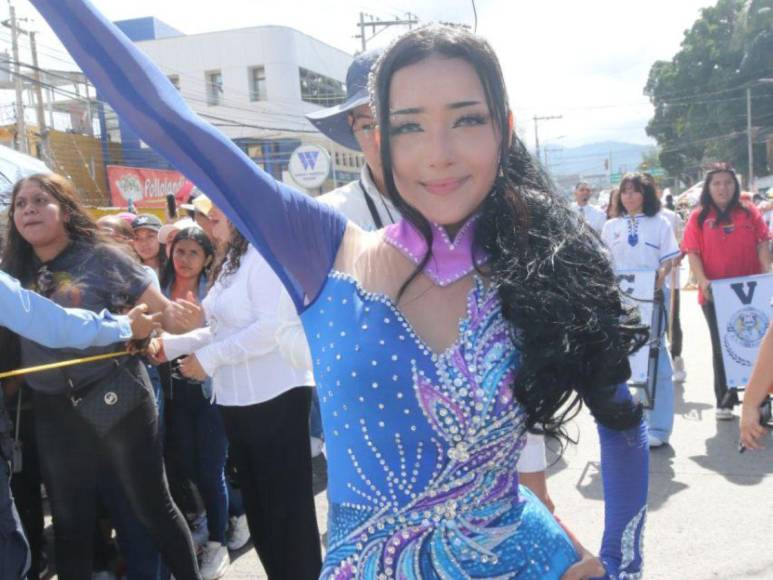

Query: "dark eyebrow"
<box><xmin>448</xmin><ymin>100</ymin><xmax>482</xmax><ymax>109</ymax></box>
<box><xmin>390</xmin><ymin>100</ymin><xmax>483</xmax><ymax>116</ymax></box>
<box><xmin>390</xmin><ymin>107</ymin><xmax>422</xmax><ymax>116</ymax></box>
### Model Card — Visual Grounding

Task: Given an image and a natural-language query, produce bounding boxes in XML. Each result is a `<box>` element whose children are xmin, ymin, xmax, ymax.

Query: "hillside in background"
<box><xmin>544</xmin><ymin>141</ymin><xmax>654</xmax><ymax>178</ymax></box>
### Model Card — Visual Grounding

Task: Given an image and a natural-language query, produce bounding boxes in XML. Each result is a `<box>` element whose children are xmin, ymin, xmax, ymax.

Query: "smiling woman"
<box><xmin>28</xmin><ymin>2</ymin><xmax>650</xmax><ymax>577</ymax></box>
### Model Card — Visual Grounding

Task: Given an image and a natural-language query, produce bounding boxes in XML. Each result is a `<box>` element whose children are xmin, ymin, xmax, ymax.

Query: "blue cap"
<box><xmin>306</xmin><ymin>49</ymin><xmax>382</xmax><ymax>152</ymax></box>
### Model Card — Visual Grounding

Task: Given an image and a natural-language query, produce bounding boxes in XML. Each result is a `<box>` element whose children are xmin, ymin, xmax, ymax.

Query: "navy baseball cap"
<box><xmin>131</xmin><ymin>213</ymin><xmax>163</xmax><ymax>232</ymax></box>
<box><xmin>306</xmin><ymin>49</ymin><xmax>382</xmax><ymax>151</ymax></box>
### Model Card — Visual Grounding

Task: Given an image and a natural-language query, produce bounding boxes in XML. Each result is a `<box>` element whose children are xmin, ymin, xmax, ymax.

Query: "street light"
<box><xmin>746</xmin><ymin>78</ymin><xmax>773</xmax><ymax>190</ymax></box>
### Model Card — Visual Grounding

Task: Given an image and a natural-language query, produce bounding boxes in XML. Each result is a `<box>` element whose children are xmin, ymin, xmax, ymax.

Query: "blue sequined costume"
<box><xmin>306</xmin><ymin>274</ymin><xmax>577</xmax><ymax>578</ymax></box>
<box><xmin>30</xmin><ymin>2</ymin><xmax>650</xmax><ymax>577</ymax></box>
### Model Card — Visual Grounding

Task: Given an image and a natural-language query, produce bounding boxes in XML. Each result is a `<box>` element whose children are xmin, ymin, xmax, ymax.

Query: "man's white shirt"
<box><xmin>571</xmin><ymin>202</ymin><xmax>606</xmax><ymax>234</ymax></box>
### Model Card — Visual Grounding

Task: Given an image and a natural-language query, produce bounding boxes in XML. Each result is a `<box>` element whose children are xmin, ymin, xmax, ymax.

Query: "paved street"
<box><xmin>225</xmin><ymin>286</ymin><xmax>773</xmax><ymax>579</ymax></box>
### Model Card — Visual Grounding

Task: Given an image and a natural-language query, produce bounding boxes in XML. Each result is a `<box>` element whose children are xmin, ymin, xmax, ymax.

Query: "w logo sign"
<box><xmin>298</xmin><ymin>151</ymin><xmax>319</xmax><ymax>170</ymax></box>
<box><xmin>289</xmin><ymin>145</ymin><xmax>330</xmax><ymax>188</ymax></box>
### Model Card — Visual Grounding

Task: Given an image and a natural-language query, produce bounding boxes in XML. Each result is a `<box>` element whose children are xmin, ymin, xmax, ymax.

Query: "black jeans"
<box><xmin>220</xmin><ymin>387</ymin><xmax>321</xmax><ymax>580</ymax></box>
<box><xmin>701</xmin><ymin>302</ymin><xmax>738</xmax><ymax>409</ymax></box>
<box><xmin>33</xmin><ymin>388</ymin><xmax>200</xmax><ymax>580</ymax></box>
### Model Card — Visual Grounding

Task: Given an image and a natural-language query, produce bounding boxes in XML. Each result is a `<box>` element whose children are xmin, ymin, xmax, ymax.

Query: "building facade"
<box><xmin>107</xmin><ymin>17</ymin><xmax>363</xmax><ymax>192</ymax></box>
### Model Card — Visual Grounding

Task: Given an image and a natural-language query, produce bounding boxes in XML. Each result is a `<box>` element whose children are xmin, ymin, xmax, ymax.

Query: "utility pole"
<box><xmin>9</xmin><ymin>3</ymin><xmax>27</xmax><ymax>153</ymax></box>
<box><xmin>29</xmin><ymin>31</ymin><xmax>51</xmax><ymax>164</ymax></box>
<box><xmin>355</xmin><ymin>12</ymin><xmax>419</xmax><ymax>52</ymax></box>
<box><xmin>746</xmin><ymin>86</ymin><xmax>753</xmax><ymax>191</ymax></box>
<box><xmin>533</xmin><ymin>114</ymin><xmax>562</xmax><ymax>164</ymax></box>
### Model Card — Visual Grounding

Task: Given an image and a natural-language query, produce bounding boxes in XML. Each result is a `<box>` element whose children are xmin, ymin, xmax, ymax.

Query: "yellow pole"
<box><xmin>0</xmin><ymin>350</ymin><xmax>131</xmax><ymax>380</ymax></box>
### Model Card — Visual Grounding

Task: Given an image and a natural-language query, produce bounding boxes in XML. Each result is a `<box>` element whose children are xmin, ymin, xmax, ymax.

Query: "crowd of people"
<box><xmin>0</xmin><ymin>1</ymin><xmax>770</xmax><ymax>579</ymax></box>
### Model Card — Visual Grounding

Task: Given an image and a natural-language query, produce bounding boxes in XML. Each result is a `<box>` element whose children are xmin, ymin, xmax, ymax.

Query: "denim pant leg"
<box><xmin>193</xmin><ymin>394</ymin><xmax>229</xmax><ymax>544</ymax></box>
<box><xmin>646</xmin><ymin>293</ymin><xmax>675</xmax><ymax>440</ymax></box>
<box><xmin>99</xmin><ymin>475</ymin><xmax>163</xmax><ymax>580</ymax></box>
<box><xmin>168</xmin><ymin>384</ymin><xmax>229</xmax><ymax>544</ymax></box>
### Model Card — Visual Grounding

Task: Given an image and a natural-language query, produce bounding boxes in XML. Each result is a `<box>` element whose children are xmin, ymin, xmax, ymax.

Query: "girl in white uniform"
<box><xmin>602</xmin><ymin>173</ymin><xmax>680</xmax><ymax>448</ymax></box>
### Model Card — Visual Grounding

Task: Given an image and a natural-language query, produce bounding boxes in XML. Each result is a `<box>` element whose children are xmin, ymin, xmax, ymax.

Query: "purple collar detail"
<box><xmin>384</xmin><ymin>216</ymin><xmax>488</xmax><ymax>287</ymax></box>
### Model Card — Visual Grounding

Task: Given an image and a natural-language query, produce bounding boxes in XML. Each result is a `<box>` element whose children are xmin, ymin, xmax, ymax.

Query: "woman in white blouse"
<box><xmin>155</xmin><ymin>206</ymin><xmax>322</xmax><ymax>579</ymax></box>
<box><xmin>601</xmin><ymin>173</ymin><xmax>680</xmax><ymax>449</ymax></box>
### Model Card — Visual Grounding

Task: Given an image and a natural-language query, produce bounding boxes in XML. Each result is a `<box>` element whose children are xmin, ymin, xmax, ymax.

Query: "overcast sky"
<box><xmin>9</xmin><ymin>0</ymin><xmax>717</xmax><ymax>149</ymax></box>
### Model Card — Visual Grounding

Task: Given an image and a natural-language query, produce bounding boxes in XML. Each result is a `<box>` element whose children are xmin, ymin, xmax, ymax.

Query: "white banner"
<box><xmin>615</xmin><ymin>269</ymin><xmax>657</xmax><ymax>384</ymax></box>
<box><xmin>712</xmin><ymin>273</ymin><xmax>773</xmax><ymax>388</ymax></box>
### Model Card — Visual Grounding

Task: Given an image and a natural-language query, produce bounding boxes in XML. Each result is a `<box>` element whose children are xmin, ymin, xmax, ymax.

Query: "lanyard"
<box><xmin>359</xmin><ymin>180</ymin><xmax>396</xmax><ymax>229</ymax></box>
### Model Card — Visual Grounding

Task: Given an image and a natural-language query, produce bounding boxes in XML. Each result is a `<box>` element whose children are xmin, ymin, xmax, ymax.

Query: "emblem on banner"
<box><xmin>727</xmin><ymin>307</ymin><xmax>768</xmax><ymax>348</ymax></box>
<box><xmin>724</xmin><ymin>307</ymin><xmax>768</xmax><ymax>366</ymax></box>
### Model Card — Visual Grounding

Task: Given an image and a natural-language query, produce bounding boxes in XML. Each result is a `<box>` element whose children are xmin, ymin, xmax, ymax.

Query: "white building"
<box><xmin>112</xmin><ymin>17</ymin><xmax>364</xmax><ymax>190</ymax></box>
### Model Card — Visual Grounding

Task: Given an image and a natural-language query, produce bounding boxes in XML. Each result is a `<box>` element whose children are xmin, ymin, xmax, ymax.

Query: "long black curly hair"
<box><xmin>371</xmin><ymin>25</ymin><xmax>647</xmax><ymax>437</ymax></box>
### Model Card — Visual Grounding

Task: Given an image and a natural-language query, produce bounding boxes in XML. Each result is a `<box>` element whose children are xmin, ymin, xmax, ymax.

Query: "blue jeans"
<box><xmin>167</xmin><ymin>380</ymin><xmax>229</xmax><ymax>543</ymax></box>
<box><xmin>100</xmin><ymin>475</ymin><xmax>164</xmax><ymax>580</ymax></box>
<box><xmin>645</xmin><ymin>292</ymin><xmax>674</xmax><ymax>441</ymax></box>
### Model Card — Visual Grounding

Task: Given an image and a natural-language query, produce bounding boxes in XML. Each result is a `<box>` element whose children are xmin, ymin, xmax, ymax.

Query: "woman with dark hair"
<box><xmin>601</xmin><ymin>173</ymin><xmax>680</xmax><ymax>448</ymax></box>
<box><xmin>160</xmin><ymin>226</ymin><xmax>231</xmax><ymax>579</ymax></box>
<box><xmin>154</xmin><ymin>205</ymin><xmax>321</xmax><ymax>578</ymax></box>
<box><xmin>36</xmin><ymin>4</ymin><xmax>650</xmax><ymax>578</ymax></box>
<box><xmin>131</xmin><ymin>213</ymin><xmax>167</xmax><ymax>277</ymax></box>
<box><xmin>682</xmin><ymin>167</ymin><xmax>771</xmax><ymax>419</ymax></box>
<box><xmin>0</xmin><ymin>173</ymin><xmax>200</xmax><ymax>579</ymax></box>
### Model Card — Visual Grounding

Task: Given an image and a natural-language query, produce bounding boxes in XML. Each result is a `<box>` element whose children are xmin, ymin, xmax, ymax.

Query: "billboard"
<box><xmin>107</xmin><ymin>165</ymin><xmax>195</xmax><ymax>209</ymax></box>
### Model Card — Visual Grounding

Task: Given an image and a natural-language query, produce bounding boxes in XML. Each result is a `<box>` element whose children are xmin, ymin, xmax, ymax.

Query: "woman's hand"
<box><xmin>655</xmin><ymin>269</ymin><xmax>667</xmax><ymax>290</ymax></box>
<box><xmin>561</xmin><ymin>547</ymin><xmax>606</xmax><ymax>580</ymax></box>
<box><xmin>166</xmin><ymin>291</ymin><xmax>205</xmax><ymax>333</ymax></box>
<box><xmin>146</xmin><ymin>338</ymin><xmax>167</xmax><ymax>365</ymax></box>
<box><xmin>740</xmin><ymin>403</ymin><xmax>768</xmax><ymax>450</ymax></box>
<box><xmin>697</xmin><ymin>277</ymin><xmax>712</xmax><ymax>301</ymax></box>
<box><xmin>127</xmin><ymin>303</ymin><xmax>162</xmax><ymax>339</ymax></box>
<box><xmin>179</xmin><ymin>355</ymin><xmax>208</xmax><ymax>382</ymax></box>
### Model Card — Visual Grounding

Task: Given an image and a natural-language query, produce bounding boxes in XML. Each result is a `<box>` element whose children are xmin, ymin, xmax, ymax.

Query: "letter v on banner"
<box><xmin>712</xmin><ymin>273</ymin><xmax>773</xmax><ymax>388</ymax></box>
<box><xmin>730</xmin><ymin>281</ymin><xmax>756</xmax><ymax>305</ymax></box>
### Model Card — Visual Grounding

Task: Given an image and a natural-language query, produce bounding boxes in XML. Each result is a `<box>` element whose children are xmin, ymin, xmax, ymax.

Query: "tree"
<box><xmin>644</xmin><ymin>0</ymin><xmax>773</xmax><ymax>185</ymax></box>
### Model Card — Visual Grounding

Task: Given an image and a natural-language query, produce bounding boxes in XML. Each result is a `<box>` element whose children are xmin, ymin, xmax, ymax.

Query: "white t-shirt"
<box><xmin>601</xmin><ymin>213</ymin><xmax>680</xmax><ymax>271</ymax></box>
<box><xmin>571</xmin><ymin>202</ymin><xmax>606</xmax><ymax>234</ymax></box>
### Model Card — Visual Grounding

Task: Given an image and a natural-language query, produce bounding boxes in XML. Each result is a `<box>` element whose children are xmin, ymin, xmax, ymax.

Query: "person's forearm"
<box><xmin>742</xmin><ymin>323</ymin><xmax>773</xmax><ymax>409</ymax></box>
<box><xmin>0</xmin><ymin>272</ymin><xmax>131</xmax><ymax>348</ymax></box>
<box><xmin>758</xmin><ymin>241</ymin><xmax>771</xmax><ymax>273</ymax></box>
<box><xmin>687</xmin><ymin>253</ymin><xmax>707</xmax><ymax>283</ymax></box>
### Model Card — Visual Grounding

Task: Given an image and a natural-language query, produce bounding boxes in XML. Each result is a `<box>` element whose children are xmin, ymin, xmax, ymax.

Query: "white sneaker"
<box><xmin>226</xmin><ymin>514</ymin><xmax>250</xmax><ymax>551</ymax></box>
<box><xmin>200</xmin><ymin>541</ymin><xmax>230</xmax><ymax>580</ymax></box>
<box><xmin>648</xmin><ymin>434</ymin><xmax>666</xmax><ymax>448</ymax></box>
<box><xmin>672</xmin><ymin>356</ymin><xmax>686</xmax><ymax>382</ymax></box>
<box><xmin>716</xmin><ymin>408</ymin><xmax>734</xmax><ymax>420</ymax></box>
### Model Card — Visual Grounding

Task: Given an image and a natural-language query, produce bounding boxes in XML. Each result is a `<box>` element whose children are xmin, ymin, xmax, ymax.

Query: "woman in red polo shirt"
<box><xmin>682</xmin><ymin>167</ymin><xmax>771</xmax><ymax>419</ymax></box>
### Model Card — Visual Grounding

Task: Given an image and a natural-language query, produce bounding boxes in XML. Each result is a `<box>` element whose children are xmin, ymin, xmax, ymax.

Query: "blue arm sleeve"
<box><xmin>0</xmin><ymin>272</ymin><xmax>132</xmax><ymax>349</ymax></box>
<box><xmin>29</xmin><ymin>0</ymin><xmax>347</xmax><ymax>311</ymax></box>
<box><xmin>596</xmin><ymin>385</ymin><xmax>649</xmax><ymax>579</ymax></box>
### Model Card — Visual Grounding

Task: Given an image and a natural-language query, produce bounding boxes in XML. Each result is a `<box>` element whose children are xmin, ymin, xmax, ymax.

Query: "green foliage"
<box><xmin>644</xmin><ymin>0</ymin><xmax>773</xmax><ymax>183</ymax></box>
